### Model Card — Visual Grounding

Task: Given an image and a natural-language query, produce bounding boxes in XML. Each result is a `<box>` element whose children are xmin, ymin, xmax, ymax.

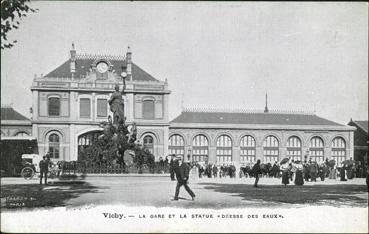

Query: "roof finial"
<box><xmin>127</xmin><ymin>45</ymin><xmax>131</xmax><ymax>54</ymax></box>
<box><xmin>264</xmin><ymin>92</ymin><xmax>269</xmax><ymax>113</ymax></box>
<box><xmin>181</xmin><ymin>92</ymin><xmax>184</xmax><ymax>111</ymax></box>
<box><xmin>72</xmin><ymin>42</ymin><xmax>75</xmax><ymax>50</ymax></box>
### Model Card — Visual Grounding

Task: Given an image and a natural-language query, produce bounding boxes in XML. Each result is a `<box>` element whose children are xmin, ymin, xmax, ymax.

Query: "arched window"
<box><xmin>216</xmin><ymin>135</ymin><xmax>232</xmax><ymax>163</ymax></box>
<box><xmin>143</xmin><ymin>135</ymin><xmax>154</xmax><ymax>154</ymax></box>
<box><xmin>309</xmin><ymin>136</ymin><xmax>324</xmax><ymax>163</ymax></box>
<box><xmin>192</xmin><ymin>135</ymin><xmax>209</xmax><ymax>162</ymax></box>
<box><xmin>240</xmin><ymin>135</ymin><xmax>256</xmax><ymax>163</ymax></box>
<box><xmin>48</xmin><ymin>133</ymin><xmax>60</xmax><ymax>159</ymax></box>
<box><xmin>142</xmin><ymin>100</ymin><xmax>155</xmax><ymax>119</ymax></box>
<box><xmin>331</xmin><ymin>137</ymin><xmax>346</xmax><ymax>164</ymax></box>
<box><xmin>263</xmin><ymin>135</ymin><xmax>279</xmax><ymax>163</ymax></box>
<box><xmin>48</xmin><ymin>97</ymin><xmax>60</xmax><ymax>116</ymax></box>
<box><xmin>14</xmin><ymin>131</ymin><xmax>30</xmax><ymax>137</ymax></box>
<box><xmin>287</xmin><ymin>136</ymin><xmax>302</xmax><ymax>161</ymax></box>
<box><xmin>168</xmin><ymin>134</ymin><xmax>185</xmax><ymax>157</ymax></box>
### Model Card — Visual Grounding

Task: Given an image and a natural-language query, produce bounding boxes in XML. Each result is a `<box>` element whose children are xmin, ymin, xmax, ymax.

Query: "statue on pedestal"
<box><xmin>108</xmin><ymin>74</ymin><xmax>126</xmax><ymax>125</ymax></box>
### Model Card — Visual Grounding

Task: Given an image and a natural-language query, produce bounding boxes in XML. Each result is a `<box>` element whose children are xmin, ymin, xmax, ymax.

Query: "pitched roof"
<box><xmin>1</xmin><ymin>107</ymin><xmax>30</xmax><ymax>121</ymax></box>
<box><xmin>44</xmin><ymin>56</ymin><xmax>159</xmax><ymax>82</ymax></box>
<box><xmin>351</xmin><ymin>120</ymin><xmax>368</xmax><ymax>133</ymax></box>
<box><xmin>170</xmin><ymin>111</ymin><xmax>344</xmax><ymax>127</ymax></box>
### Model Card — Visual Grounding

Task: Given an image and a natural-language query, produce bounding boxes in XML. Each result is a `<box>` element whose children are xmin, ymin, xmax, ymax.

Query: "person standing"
<box><xmin>169</xmin><ymin>155</ymin><xmax>176</xmax><ymax>181</ymax></box>
<box><xmin>252</xmin><ymin>160</ymin><xmax>262</xmax><ymax>187</ymax></box>
<box><xmin>340</xmin><ymin>163</ymin><xmax>347</xmax><ymax>181</ymax></box>
<box><xmin>173</xmin><ymin>156</ymin><xmax>196</xmax><ymax>201</ymax></box>
<box><xmin>309</xmin><ymin>161</ymin><xmax>318</xmax><ymax>182</ymax></box>
<box><xmin>294</xmin><ymin>162</ymin><xmax>304</xmax><ymax>186</ymax></box>
<box><xmin>281</xmin><ymin>160</ymin><xmax>290</xmax><ymax>186</ymax></box>
<box><xmin>39</xmin><ymin>155</ymin><xmax>49</xmax><ymax>185</ymax></box>
<box><xmin>212</xmin><ymin>164</ymin><xmax>218</xmax><ymax>178</ymax></box>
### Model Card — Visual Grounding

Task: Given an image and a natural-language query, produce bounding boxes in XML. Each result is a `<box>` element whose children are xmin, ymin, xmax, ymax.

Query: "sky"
<box><xmin>1</xmin><ymin>2</ymin><xmax>368</xmax><ymax>124</ymax></box>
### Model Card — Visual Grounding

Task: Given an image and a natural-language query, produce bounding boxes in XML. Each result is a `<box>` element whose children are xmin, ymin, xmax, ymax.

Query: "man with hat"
<box><xmin>168</xmin><ymin>154</ymin><xmax>176</xmax><ymax>181</ymax></box>
<box><xmin>173</xmin><ymin>155</ymin><xmax>196</xmax><ymax>201</ymax></box>
<box><xmin>39</xmin><ymin>153</ymin><xmax>50</xmax><ymax>185</ymax></box>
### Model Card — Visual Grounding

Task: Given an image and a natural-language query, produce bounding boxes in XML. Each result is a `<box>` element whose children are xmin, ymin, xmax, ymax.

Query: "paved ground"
<box><xmin>1</xmin><ymin>176</ymin><xmax>368</xmax><ymax>210</ymax></box>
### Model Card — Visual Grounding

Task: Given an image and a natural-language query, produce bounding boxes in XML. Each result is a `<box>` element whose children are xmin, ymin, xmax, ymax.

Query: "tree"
<box><xmin>1</xmin><ymin>0</ymin><xmax>38</xmax><ymax>49</ymax></box>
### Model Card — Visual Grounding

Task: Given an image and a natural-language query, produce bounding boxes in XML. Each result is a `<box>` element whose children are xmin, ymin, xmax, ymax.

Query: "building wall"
<box><xmin>168</xmin><ymin>127</ymin><xmax>353</xmax><ymax>165</ymax></box>
<box><xmin>0</xmin><ymin>124</ymin><xmax>32</xmax><ymax>137</ymax></box>
<box><xmin>32</xmin><ymin>88</ymin><xmax>170</xmax><ymax>162</ymax></box>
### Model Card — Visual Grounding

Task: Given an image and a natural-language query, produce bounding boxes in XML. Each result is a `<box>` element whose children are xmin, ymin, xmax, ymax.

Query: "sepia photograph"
<box><xmin>1</xmin><ymin>1</ymin><xmax>368</xmax><ymax>233</ymax></box>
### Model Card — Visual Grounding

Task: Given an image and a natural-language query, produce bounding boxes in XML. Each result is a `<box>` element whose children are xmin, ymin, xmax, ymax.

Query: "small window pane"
<box><xmin>48</xmin><ymin>97</ymin><xmax>60</xmax><ymax>116</ymax></box>
<box><xmin>97</xmin><ymin>99</ymin><xmax>108</xmax><ymax>117</ymax></box>
<box><xmin>143</xmin><ymin>100</ymin><xmax>155</xmax><ymax>119</ymax></box>
<box><xmin>80</xmin><ymin>98</ymin><xmax>91</xmax><ymax>118</ymax></box>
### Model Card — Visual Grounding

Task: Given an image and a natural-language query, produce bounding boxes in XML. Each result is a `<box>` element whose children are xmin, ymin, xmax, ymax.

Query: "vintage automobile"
<box><xmin>21</xmin><ymin>154</ymin><xmax>60</xmax><ymax>180</ymax></box>
<box><xmin>20</xmin><ymin>154</ymin><xmax>42</xmax><ymax>179</ymax></box>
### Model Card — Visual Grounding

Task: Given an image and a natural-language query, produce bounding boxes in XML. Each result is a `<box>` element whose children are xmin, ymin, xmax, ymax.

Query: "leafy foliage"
<box><xmin>1</xmin><ymin>0</ymin><xmax>38</xmax><ymax>49</ymax></box>
<box><xmin>78</xmin><ymin>121</ymin><xmax>155</xmax><ymax>171</ymax></box>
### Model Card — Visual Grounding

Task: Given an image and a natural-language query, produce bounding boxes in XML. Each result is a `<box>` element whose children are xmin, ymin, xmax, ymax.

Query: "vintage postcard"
<box><xmin>1</xmin><ymin>1</ymin><xmax>368</xmax><ymax>233</ymax></box>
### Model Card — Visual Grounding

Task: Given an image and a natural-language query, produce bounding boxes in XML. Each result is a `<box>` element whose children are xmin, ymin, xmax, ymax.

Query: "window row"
<box><xmin>47</xmin><ymin>96</ymin><xmax>156</xmax><ymax>119</ymax></box>
<box><xmin>168</xmin><ymin>134</ymin><xmax>347</xmax><ymax>163</ymax></box>
<box><xmin>47</xmin><ymin>96</ymin><xmax>109</xmax><ymax>118</ymax></box>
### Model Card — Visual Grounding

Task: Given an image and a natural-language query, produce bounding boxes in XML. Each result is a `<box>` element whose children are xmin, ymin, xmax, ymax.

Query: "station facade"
<box><xmin>30</xmin><ymin>45</ymin><xmax>170</xmax><ymax>162</ymax></box>
<box><xmin>27</xmin><ymin>44</ymin><xmax>355</xmax><ymax>165</ymax></box>
<box><xmin>169</xmin><ymin>110</ymin><xmax>355</xmax><ymax>165</ymax></box>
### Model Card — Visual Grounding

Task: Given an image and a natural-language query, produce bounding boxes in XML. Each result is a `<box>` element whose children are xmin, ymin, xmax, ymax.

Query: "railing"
<box><xmin>60</xmin><ymin>162</ymin><xmax>170</xmax><ymax>175</ymax></box>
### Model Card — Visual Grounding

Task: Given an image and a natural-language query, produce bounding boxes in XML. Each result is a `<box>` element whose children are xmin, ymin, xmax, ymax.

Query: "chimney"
<box><xmin>264</xmin><ymin>93</ymin><xmax>269</xmax><ymax>113</ymax></box>
<box><xmin>126</xmin><ymin>46</ymin><xmax>132</xmax><ymax>81</ymax></box>
<box><xmin>70</xmin><ymin>42</ymin><xmax>76</xmax><ymax>78</ymax></box>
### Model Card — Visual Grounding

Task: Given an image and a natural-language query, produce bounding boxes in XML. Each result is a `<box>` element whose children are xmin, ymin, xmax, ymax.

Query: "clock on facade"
<box><xmin>96</xmin><ymin>62</ymin><xmax>109</xmax><ymax>73</ymax></box>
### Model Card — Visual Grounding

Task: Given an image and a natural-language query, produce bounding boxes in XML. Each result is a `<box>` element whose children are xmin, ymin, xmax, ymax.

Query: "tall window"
<box><xmin>240</xmin><ymin>135</ymin><xmax>256</xmax><ymax>163</ymax></box>
<box><xmin>216</xmin><ymin>135</ymin><xmax>232</xmax><ymax>163</ymax></box>
<box><xmin>143</xmin><ymin>135</ymin><xmax>154</xmax><ymax>154</ymax></box>
<box><xmin>287</xmin><ymin>136</ymin><xmax>302</xmax><ymax>161</ymax></box>
<box><xmin>48</xmin><ymin>97</ymin><xmax>60</xmax><ymax>116</ymax></box>
<box><xmin>169</xmin><ymin>134</ymin><xmax>185</xmax><ymax>157</ymax></box>
<box><xmin>263</xmin><ymin>135</ymin><xmax>279</xmax><ymax>163</ymax></box>
<box><xmin>192</xmin><ymin>135</ymin><xmax>209</xmax><ymax>162</ymax></box>
<box><xmin>80</xmin><ymin>98</ymin><xmax>91</xmax><ymax>118</ymax></box>
<box><xmin>14</xmin><ymin>131</ymin><xmax>29</xmax><ymax>137</ymax></box>
<box><xmin>48</xmin><ymin>133</ymin><xmax>60</xmax><ymax>159</ymax></box>
<box><xmin>97</xmin><ymin>98</ymin><xmax>108</xmax><ymax>117</ymax></box>
<box><xmin>143</xmin><ymin>100</ymin><xmax>155</xmax><ymax>119</ymax></box>
<box><xmin>309</xmin><ymin>136</ymin><xmax>324</xmax><ymax>163</ymax></box>
<box><xmin>331</xmin><ymin>137</ymin><xmax>346</xmax><ymax>164</ymax></box>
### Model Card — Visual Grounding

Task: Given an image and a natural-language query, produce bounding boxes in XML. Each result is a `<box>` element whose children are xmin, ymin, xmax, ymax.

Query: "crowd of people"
<box><xmin>165</xmin><ymin>156</ymin><xmax>368</xmax><ymax>186</ymax></box>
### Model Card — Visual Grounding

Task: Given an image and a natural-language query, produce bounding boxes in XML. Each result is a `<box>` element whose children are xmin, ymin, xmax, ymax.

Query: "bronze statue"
<box><xmin>129</xmin><ymin>122</ymin><xmax>137</xmax><ymax>144</ymax></box>
<box><xmin>108</xmin><ymin>78</ymin><xmax>126</xmax><ymax>124</ymax></box>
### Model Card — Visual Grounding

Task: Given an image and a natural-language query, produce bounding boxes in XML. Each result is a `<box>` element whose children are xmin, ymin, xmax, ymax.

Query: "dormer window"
<box><xmin>96</xmin><ymin>61</ymin><xmax>108</xmax><ymax>79</ymax></box>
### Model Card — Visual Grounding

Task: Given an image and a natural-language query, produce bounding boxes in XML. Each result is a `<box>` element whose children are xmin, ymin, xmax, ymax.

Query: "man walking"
<box><xmin>252</xmin><ymin>159</ymin><xmax>262</xmax><ymax>187</ymax></box>
<box><xmin>173</xmin><ymin>156</ymin><xmax>196</xmax><ymax>201</ymax></box>
<box><xmin>39</xmin><ymin>155</ymin><xmax>49</xmax><ymax>185</ymax></box>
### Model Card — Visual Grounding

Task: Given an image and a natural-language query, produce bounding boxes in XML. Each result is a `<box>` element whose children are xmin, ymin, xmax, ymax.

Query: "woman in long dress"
<box><xmin>328</xmin><ymin>166</ymin><xmax>337</xmax><ymax>179</ymax></box>
<box><xmin>294</xmin><ymin>162</ymin><xmax>304</xmax><ymax>186</ymax></box>
<box><xmin>280</xmin><ymin>162</ymin><xmax>290</xmax><ymax>186</ymax></box>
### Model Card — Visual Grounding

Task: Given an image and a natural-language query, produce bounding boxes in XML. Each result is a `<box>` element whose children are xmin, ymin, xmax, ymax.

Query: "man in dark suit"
<box><xmin>252</xmin><ymin>160</ymin><xmax>262</xmax><ymax>187</ymax></box>
<box><xmin>39</xmin><ymin>154</ymin><xmax>49</xmax><ymax>185</ymax></box>
<box><xmin>169</xmin><ymin>155</ymin><xmax>176</xmax><ymax>181</ymax></box>
<box><xmin>173</xmin><ymin>156</ymin><xmax>196</xmax><ymax>201</ymax></box>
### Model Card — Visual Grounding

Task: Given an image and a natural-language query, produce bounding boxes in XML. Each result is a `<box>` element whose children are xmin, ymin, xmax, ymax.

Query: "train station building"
<box><xmin>7</xmin><ymin>44</ymin><xmax>357</xmax><ymax>165</ymax></box>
